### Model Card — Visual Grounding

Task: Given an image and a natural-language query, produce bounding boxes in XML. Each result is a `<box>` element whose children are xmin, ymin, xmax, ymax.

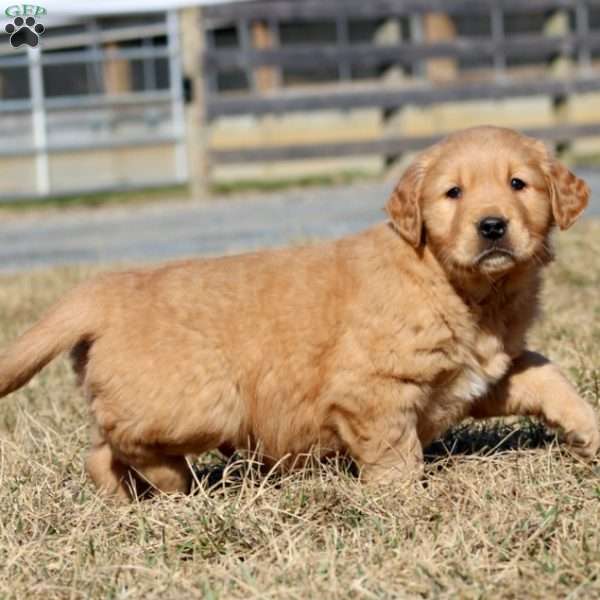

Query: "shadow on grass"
<box><xmin>190</xmin><ymin>419</ymin><xmax>557</xmax><ymax>492</ymax></box>
<box><xmin>423</xmin><ymin>419</ymin><xmax>556</xmax><ymax>463</ymax></box>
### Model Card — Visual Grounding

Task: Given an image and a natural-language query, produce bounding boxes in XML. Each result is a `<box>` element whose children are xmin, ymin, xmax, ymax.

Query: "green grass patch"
<box><xmin>0</xmin><ymin>184</ymin><xmax>189</xmax><ymax>214</ymax></box>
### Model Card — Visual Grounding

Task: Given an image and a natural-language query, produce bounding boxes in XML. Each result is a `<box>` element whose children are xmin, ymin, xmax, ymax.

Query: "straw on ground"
<box><xmin>1</xmin><ymin>221</ymin><xmax>599</xmax><ymax>599</ymax></box>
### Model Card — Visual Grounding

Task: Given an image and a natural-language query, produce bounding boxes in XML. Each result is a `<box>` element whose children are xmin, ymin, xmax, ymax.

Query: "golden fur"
<box><xmin>0</xmin><ymin>126</ymin><xmax>597</xmax><ymax>500</ymax></box>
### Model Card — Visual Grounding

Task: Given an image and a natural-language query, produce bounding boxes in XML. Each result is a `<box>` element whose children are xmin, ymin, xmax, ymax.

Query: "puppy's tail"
<box><xmin>0</xmin><ymin>279</ymin><xmax>103</xmax><ymax>398</ymax></box>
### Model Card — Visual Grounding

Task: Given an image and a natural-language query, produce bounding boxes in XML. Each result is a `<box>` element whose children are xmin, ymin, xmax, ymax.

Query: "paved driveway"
<box><xmin>0</xmin><ymin>172</ymin><xmax>598</xmax><ymax>274</ymax></box>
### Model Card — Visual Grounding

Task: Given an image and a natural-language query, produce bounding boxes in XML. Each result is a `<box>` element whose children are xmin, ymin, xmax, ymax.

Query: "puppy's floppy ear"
<box><xmin>547</xmin><ymin>158</ymin><xmax>590</xmax><ymax>230</ymax></box>
<box><xmin>385</xmin><ymin>156</ymin><xmax>428</xmax><ymax>247</ymax></box>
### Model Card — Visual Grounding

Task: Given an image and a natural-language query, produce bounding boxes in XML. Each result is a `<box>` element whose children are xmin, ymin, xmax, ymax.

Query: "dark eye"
<box><xmin>511</xmin><ymin>178</ymin><xmax>526</xmax><ymax>191</ymax></box>
<box><xmin>446</xmin><ymin>186</ymin><xmax>462</xmax><ymax>199</ymax></box>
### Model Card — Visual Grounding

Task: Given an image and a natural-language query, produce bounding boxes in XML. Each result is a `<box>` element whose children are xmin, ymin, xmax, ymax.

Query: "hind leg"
<box><xmin>127</xmin><ymin>454</ymin><xmax>192</xmax><ymax>498</ymax></box>
<box><xmin>86</xmin><ymin>444</ymin><xmax>192</xmax><ymax>501</ymax></box>
<box><xmin>85</xmin><ymin>441</ymin><xmax>133</xmax><ymax>502</ymax></box>
<box><xmin>86</xmin><ymin>429</ymin><xmax>192</xmax><ymax>501</ymax></box>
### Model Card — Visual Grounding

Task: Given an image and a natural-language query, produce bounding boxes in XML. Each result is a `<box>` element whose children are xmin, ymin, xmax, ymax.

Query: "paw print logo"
<box><xmin>5</xmin><ymin>16</ymin><xmax>45</xmax><ymax>48</ymax></box>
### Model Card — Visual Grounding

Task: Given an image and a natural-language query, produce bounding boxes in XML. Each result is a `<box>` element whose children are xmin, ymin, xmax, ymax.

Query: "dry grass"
<box><xmin>1</xmin><ymin>222</ymin><xmax>600</xmax><ymax>600</ymax></box>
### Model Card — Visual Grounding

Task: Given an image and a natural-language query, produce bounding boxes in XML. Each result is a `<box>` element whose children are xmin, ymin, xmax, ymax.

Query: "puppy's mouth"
<box><xmin>474</xmin><ymin>247</ymin><xmax>516</xmax><ymax>270</ymax></box>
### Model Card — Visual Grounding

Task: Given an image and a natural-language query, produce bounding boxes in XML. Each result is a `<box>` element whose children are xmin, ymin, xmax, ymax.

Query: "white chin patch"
<box><xmin>479</xmin><ymin>252</ymin><xmax>515</xmax><ymax>271</ymax></box>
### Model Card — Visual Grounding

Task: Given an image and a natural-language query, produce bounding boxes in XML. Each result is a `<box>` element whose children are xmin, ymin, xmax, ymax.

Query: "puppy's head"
<box><xmin>386</xmin><ymin>126</ymin><xmax>589</xmax><ymax>277</ymax></box>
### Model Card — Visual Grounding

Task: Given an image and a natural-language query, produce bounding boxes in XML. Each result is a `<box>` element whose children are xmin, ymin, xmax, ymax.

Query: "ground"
<box><xmin>0</xmin><ymin>172</ymin><xmax>599</xmax><ymax>274</ymax></box>
<box><xmin>0</xmin><ymin>219</ymin><xmax>599</xmax><ymax>599</ymax></box>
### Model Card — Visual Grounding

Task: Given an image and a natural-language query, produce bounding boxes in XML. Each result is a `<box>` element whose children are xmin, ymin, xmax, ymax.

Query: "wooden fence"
<box><xmin>193</xmin><ymin>0</ymin><xmax>600</xmax><ymax>176</ymax></box>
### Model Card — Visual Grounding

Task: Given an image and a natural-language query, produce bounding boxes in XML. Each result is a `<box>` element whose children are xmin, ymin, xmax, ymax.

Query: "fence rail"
<box><xmin>0</xmin><ymin>23</ymin><xmax>169</xmax><ymax>56</ymax></box>
<box><xmin>206</xmin><ymin>77</ymin><xmax>600</xmax><ymax>119</ymax></box>
<box><xmin>203</xmin><ymin>34</ymin><xmax>600</xmax><ymax>72</ymax></box>
<box><xmin>203</xmin><ymin>0</ymin><xmax>599</xmax><ymax>22</ymax></box>
<box><xmin>212</xmin><ymin>123</ymin><xmax>600</xmax><ymax>164</ymax></box>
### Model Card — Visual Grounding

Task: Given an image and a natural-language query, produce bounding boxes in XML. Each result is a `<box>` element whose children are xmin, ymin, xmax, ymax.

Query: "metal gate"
<box><xmin>0</xmin><ymin>10</ymin><xmax>187</xmax><ymax>200</ymax></box>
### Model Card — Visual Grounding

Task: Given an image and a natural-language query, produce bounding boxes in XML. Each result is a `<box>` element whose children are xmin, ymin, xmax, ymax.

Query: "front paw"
<box><xmin>564</xmin><ymin>411</ymin><xmax>600</xmax><ymax>459</ymax></box>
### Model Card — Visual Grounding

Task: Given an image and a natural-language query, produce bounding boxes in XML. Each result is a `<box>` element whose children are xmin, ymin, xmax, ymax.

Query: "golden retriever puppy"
<box><xmin>0</xmin><ymin>126</ymin><xmax>597</xmax><ymax>500</ymax></box>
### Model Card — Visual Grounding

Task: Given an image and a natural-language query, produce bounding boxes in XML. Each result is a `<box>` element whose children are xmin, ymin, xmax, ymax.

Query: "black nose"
<box><xmin>478</xmin><ymin>217</ymin><xmax>507</xmax><ymax>241</ymax></box>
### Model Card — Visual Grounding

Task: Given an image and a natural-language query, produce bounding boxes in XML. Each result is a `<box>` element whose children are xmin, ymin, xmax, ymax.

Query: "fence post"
<box><xmin>423</xmin><ymin>12</ymin><xmax>457</xmax><ymax>82</ymax></box>
<box><xmin>336</xmin><ymin>15</ymin><xmax>351</xmax><ymax>81</ymax></box>
<box><xmin>181</xmin><ymin>6</ymin><xmax>210</xmax><ymax>199</ymax></box>
<box><xmin>27</xmin><ymin>45</ymin><xmax>50</xmax><ymax>196</ymax></box>
<box><xmin>576</xmin><ymin>0</ymin><xmax>591</xmax><ymax>73</ymax></box>
<box><xmin>103</xmin><ymin>42</ymin><xmax>132</xmax><ymax>94</ymax></box>
<box><xmin>167</xmin><ymin>9</ymin><xmax>188</xmax><ymax>184</ymax></box>
<box><xmin>409</xmin><ymin>13</ymin><xmax>424</xmax><ymax>79</ymax></box>
<box><xmin>377</xmin><ymin>17</ymin><xmax>403</xmax><ymax>171</ymax></box>
<box><xmin>252</xmin><ymin>19</ymin><xmax>280</xmax><ymax>91</ymax></box>
<box><xmin>490</xmin><ymin>4</ymin><xmax>506</xmax><ymax>80</ymax></box>
<box><xmin>545</xmin><ymin>8</ymin><xmax>573</xmax><ymax>158</ymax></box>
